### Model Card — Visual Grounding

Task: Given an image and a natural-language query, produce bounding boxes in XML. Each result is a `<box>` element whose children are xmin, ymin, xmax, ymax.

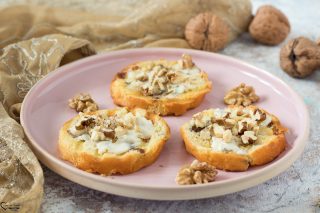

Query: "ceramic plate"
<box><xmin>21</xmin><ymin>48</ymin><xmax>309</xmax><ymax>200</ymax></box>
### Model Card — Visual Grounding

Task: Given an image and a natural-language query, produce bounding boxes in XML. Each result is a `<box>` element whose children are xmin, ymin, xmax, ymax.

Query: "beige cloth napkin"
<box><xmin>0</xmin><ymin>34</ymin><xmax>95</xmax><ymax>213</ymax></box>
<box><xmin>0</xmin><ymin>1</ymin><xmax>252</xmax><ymax>51</ymax></box>
<box><xmin>0</xmin><ymin>1</ymin><xmax>252</xmax><ymax>212</ymax></box>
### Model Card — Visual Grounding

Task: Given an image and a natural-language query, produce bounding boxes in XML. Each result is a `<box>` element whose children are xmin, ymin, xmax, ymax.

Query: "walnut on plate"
<box><xmin>141</xmin><ymin>65</ymin><xmax>169</xmax><ymax>96</ymax></box>
<box><xmin>69</xmin><ymin>93</ymin><xmax>99</xmax><ymax>113</ymax></box>
<box><xmin>181</xmin><ymin>54</ymin><xmax>194</xmax><ymax>69</ymax></box>
<box><xmin>224</xmin><ymin>83</ymin><xmax>259</xmax><ymax>106</ymax></box>
<box><xmin>141</xmin><ymin>54</ymin><xmax>193</xmax><ymax>96</ymax></box>
<box><xmin>175</xmin><ymin>160</ymin><xmax>217</xmax><ymax>185</ymax></box>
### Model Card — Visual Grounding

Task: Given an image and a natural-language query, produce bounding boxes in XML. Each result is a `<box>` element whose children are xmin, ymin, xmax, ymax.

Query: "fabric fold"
<box><xmin>0</xmin><ymin>34</ymin><xmax>96</xmax><ymax>213</ymax></box>
<box><xmin>0</xmin><ymin>1</ymin><xmax>252</xmax><ymax>51</ymax></box>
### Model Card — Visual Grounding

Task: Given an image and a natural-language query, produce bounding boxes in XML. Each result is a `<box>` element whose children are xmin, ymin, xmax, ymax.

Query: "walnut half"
<box><xmin>224</xmin><ymin>83</ymin><xmax>259</xmax><ymax>106</ymax></box>
<box><xmin>181</xmin><ymin>54</ymin><xmax>194</xmax><ymax>69</ymax></box>
<box><xmin>69</xmin><ymin>93</ymin><xmax>99</xmax><ymax>113</ymax></box>
<box><xmin>175</xmin><ymin>160</ymin><xmax>217</xmax><ymax>185</ymax></box>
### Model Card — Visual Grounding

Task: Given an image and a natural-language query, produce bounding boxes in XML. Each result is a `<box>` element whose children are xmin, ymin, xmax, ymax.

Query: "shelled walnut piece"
<box><xmin>181</xmin><ymin>53</ymin><xmax>194</xmax><ymax>69</ymax></box>
<box><xmin>249</xmin><ymin>5</ymin><xmax>290</xmax><ymax>45</ymax></box>
<box><xmin>190</xmin><ymin>107</ymin><xmax>270</xmax><ymax>146</ymax></box>
<box><xmin>175</xmin><ymin>160</ymin><xmax>217</xmax><ymax>185</ymax></box>
<box><xmin>224</xmin><ymin>83</ymin><xmax>259</xmax><ymax>106</ymax></box>
<box><xmin>124</xmin><ymin>54</ymin><xmax>207</xmax><ymax>97</ymax></box>
<box><xmin>67</xmin><ymin>108</ymin><xmax>154</xmax><ymax>155</ymax></box>
<box><xmin>140</xmin><ymin>54</ymin><xmax>195</xmax><ymax>96</ymax></box>
<box><xmin>69</xmin><ymin>93</ymin><xmax>99</xmax><ymax>113</ymax></box>
<box><xmin>280</xmin><ymin>37</ymin><xmax>320</xmax><ymax>78</ymax></box>
<box><xmin>140</xmin><ymin>64</ymin><xmax>177</xmax><ymax>96</ymax></box>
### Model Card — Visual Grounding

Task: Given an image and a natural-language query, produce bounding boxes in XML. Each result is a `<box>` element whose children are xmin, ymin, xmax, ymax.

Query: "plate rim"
<box><xmin>20</xmin><ymin>48</ymin><xmax>310</xmax><ymax>199</ymax></box>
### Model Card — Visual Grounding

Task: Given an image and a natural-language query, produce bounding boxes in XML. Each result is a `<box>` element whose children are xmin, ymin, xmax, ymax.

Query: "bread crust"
<box><xmin>248</xmin><ymin>127</ymin><xmax>286</xmax><ymax>166</ymax></box>
<box><xmin>180</xmin><ymin>106</ymin><xmax>287</xmax><ymax>171</ymax></box>
<box><xmin>58</xmin><ymin>109</ymin><xmax>170</xmax><ymax>175</ymax></box>
<box><xmin>181</xmin><ymin>123</ymin><xmax>250</xmax><ymax>171</ymax></box>
<box><xmin>111</xmin><ymin>62</ymin><xmax>212</xmax><ymax>116</ymax></box>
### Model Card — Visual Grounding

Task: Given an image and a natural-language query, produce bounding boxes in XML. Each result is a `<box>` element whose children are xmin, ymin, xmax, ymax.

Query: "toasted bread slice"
<box><xmin>111</xmin><ymin>54</ymin><xmax>212</xmax><ymax>116</ymax></box>
<box><xmin>59</xmin><ymin>108</ymin><xmax>170</xmax><ymax>175</ymax></box>
<box><xmin>180</xmin><ymin>105</ymin><xmax>287</xmax><ymax>171</ymax></box>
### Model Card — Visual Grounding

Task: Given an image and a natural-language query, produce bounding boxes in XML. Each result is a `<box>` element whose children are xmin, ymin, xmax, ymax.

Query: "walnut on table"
<box><xmin>176</xmin><ymin>160</ymin><xmax>217</xmax><ymax>185</ymax></box>
<box><xmin>280</xmin><ymin>37</ymin><xmax>320</xmax><ymax>78</ymax></box>
<box><xmin>224</xmin><ymin>83</ymin><xmax>259</xmax><ymax>106</ymax></box>
<box><xmin>249</xmin><ymin>5</ymin><xmax>290</xmax><ymax>45</ymax></box>
<box><xmin>68</xmin><ymin>93</ymin><xmax>99</xmax><ymax>113</ymax></box>
<box><xmin>185</xmin><ymin>13</ymin><xmax>229</xmax><ymax>52</ymax></box>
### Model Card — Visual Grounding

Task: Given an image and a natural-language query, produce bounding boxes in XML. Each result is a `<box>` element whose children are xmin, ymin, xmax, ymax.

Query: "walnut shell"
<box><xmin>280</xmin><ymin>37</ymin><xmax>320</xmax><ymax>78</ymax></box>
<box><xmin>185</xmin><ymin>13</ymin><xmax>229</xmax><ymax>52</ymax></box>
<box><xmin>249</xmin><ymin>5</ymin><xmax>290</xmax><ymax>45</ymax></box>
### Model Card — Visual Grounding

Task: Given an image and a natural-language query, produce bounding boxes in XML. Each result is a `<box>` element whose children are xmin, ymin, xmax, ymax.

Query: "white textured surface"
<box><xmin>2</xmin><ymin>0</ymin><xmax>320</xmax><ymax>212</ymax></box>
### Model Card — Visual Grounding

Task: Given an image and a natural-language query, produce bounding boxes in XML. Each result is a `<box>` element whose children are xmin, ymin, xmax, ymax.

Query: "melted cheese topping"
<box><xmin>124</xmin><ymin>60</ymin><xmax>206</xmax><ymax>97</ymax></box>
<box><xmin>136</xmin><ymin>116</ymin><xmax>153</xmax><ymax>138</ymax></box>
<box><xmin>68</xmin><ymin>108</ymin><xmax>154</xmax><ymax>155</ymax></box>
<box><xmin>190</xmin><ymin>107</ymin><xmax>275</xmax><ymax>154</ymax></box>
<box><xmin>211</xmin><ymin>137</ymin><xmax>247</xmax><ymax>155</ymax></box>
<box><xmin>116</xmin><ymin>130</ymin><xmax>142</xmax><ymax>147</ymax></box>
<box><xmin>96</xmin><ymin>140</ymin><xmax>131</xmax><ymax>155</ymax></box>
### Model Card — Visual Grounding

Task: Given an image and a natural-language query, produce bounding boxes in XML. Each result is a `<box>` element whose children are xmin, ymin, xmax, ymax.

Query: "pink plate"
<box><xmin>21</xmin><ymin>48</ymin><xmax>309</xmax><ymax>200</ymax></box>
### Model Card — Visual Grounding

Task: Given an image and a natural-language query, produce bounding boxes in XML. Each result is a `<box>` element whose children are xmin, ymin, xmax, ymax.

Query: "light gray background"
<box><xmin>2</xmin><ymin>0</ymin><xmax>319</xmax><ymax>212</ymax></box>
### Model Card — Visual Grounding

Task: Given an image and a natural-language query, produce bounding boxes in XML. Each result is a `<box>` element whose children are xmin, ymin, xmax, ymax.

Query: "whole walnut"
<box><xmin>280</xmin><ymin>37</ymin><xmax>320</xmax><ymax>78</ymax></box>
<box><xmin>249</xmin><ymin>5</ymin><xmax>290</xmax><ymax>45</ymax></box>
<box><xmin>185</xmin><ymin>13</ymin><xmax>229</xmax><ymax>52</ymax></box>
